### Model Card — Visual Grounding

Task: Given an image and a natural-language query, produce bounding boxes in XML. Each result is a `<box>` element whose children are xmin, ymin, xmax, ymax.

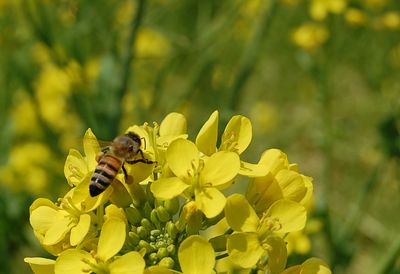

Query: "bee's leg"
<box><xmin>127</xmin><ymin>149</ymin><xmax>156</xmax><ymax>165</ymax></box>
<box><xmin>122</xmin><ymin>164</ymin><xmax>128</xmax><ymax>179</ymax></box>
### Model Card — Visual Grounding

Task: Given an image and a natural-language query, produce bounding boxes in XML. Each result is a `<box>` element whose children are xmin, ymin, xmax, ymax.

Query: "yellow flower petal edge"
<box><xmin>55</xmin><ymin>249</ymin><xmax>94</xmax><ymax>274</ymax></box>
<box><xmin>178</xmin><ymin>235</ymin><xmax>215</xmax><ymax>274</ymax></box>
<box><xmin>69</xmin><ymin>214</ymin><xmax>91</xmax><ymax>246</ymax></box>
<box><xmin>225</xmin><ymin>194</ymin><xmax>259</xmax><ymax>233</ymax></box>
<box><xmin>195</xmin><ymin>187</ymin><xmax>226</xmax><ymax>218</ymax></box>
<box><xmin>159</xmin><ymin>112</ymin><xmax>187</xmax><ymax>137</ymax></box>
<box><xmin>24</xmin><ymin>257</ymin><xmax>55</xmax><ymax>274</ymax></box>
<box><xmin>195</xmin><ymin>110</ymin><xmax>218</xmax><ymax>156</ymax></box>
<box><xmin>82</xmin><ymin>128</ymin><xmax>100</xmax><ymax>171</ymax></box>
<box><xmin>265</xmin><ymin>236</ymin><xmax>287</xmax><ymax>274</ymax></box>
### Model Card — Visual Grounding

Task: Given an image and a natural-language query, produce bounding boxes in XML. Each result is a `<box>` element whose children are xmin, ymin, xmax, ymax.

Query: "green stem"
<box><xmin>229</xmin><ymin>0</ymin><xmax>278</xmax><ymax>112</ymax></box>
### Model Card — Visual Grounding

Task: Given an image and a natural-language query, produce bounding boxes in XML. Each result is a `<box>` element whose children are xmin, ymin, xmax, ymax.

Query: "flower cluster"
<box><xmin>25</xmin><ymin>111</ymin><xmax>331</xmax><ymax>274</ymax></box>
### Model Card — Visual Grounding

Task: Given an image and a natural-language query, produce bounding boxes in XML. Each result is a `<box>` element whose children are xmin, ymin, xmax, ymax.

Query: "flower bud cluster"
<box><xmin>25</xmin><ymin>111</ymin><xmax>331</xmax><ymax>274</ymax></box>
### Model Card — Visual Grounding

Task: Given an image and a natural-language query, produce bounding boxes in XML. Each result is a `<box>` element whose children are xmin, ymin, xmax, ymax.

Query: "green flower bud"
<box><xmin>128</xmin><ymin>231</ymin><xmax>140</xmax><ymax>246</ymax></box>
<box><xmin>166</xmin><ymin>221</ymin><xmax>178</xmax><ymax>240</ymax></box>
<box><xmin>141</xmin><ymin>218</ymin><xmax>154</xmax><ymax>231</ymax></box>
<box><xmin>159</xmin><ymin>257</ymin><xmax>174</xmax><ymax>269</ymax></box>
<box><xmin>143</xmin><ymin>202</ymin><xmax>153</xmax><ymax>219</ymax></box>
<box><xmin>137</xmin><ymin>226</ymin><xmax>149</xmax><ymax>239</ymax></box>
<box><xmin>139</xmin><ymin>240</ymin><xmax>155</xmax><ymax>254</ymax></box>
<box><xmin>155</xmin><ymin>240</ymin><xmax>167</xmax><ymax>249</ymax></box>
<box><xmin>148</xmin><ymin>252</ymin><xmax>158</xmax><ymax>264</ymax></box>
<box><xmin>164</xmin><ymin>198</ymin><xmax>180</xmax><ymax>215</ymax></box>
<box><xmin>146</xmin><ymin>183</ymin><xmax>155</xmax><ymax>205</ymax></box>
<box><xmin>166</xmin><ymin>244</ymin><xmax>176</xmax><ymax>255</ymax></box>
<box><xmin>125</xmin><ymin>206</ymin><xmax>142</xmax><ymax>225</ymax></box>
<box><xmin>157</xmin><ymin>247</ymin><xmax>168</xmax><ymax>259</ymax></box>
<box><xmin>150</xmin><ymin>209</ymin><xmax>160</xmax><ymax>226</ymax></box>
<box><xmin>150</xmin><ymin>229</ymin><xmax>161</xmax><ymax>237</ymax></box>
<box><xmin>156</xmin><ymin>206</ymin><xmax>171</xmax><ymax>223</ymax></box>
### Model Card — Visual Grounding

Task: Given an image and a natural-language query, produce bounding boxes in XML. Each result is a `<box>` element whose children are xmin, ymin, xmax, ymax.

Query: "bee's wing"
<box><xmin>84</xmin><ymin>135</ymin><xmax>113</xmax><ymax>152</ymax></box>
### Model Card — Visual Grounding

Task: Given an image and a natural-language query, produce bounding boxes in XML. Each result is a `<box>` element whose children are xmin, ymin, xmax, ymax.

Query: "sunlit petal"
<box><xmin>109</xmin><ymin>251</ymin><xmax>145</xmax><ymax>274</ymax></box>
<box><xmin>160</xmin><ymin>112</ymin><xmax>187</xmax><ymax>136</ymax></box>
<box><xmin>199</xmin><ymin>151</ymin><xmax>240</xmax><ymax>187</ymax></box>
<box><xmin>55</xmin><ymin>249</ymin><xmax>93</xmax><ymax>274</ymax></box>
<box><xmin>195</xmin><ymin>187</ymin><xmax>226</xmax><ymax>218</ymax></box>
<box><xmin>265</xmin><ymin>236</ymin><xmax>287</xmax><ymax>274</ymax></box>
<box><xmin>24</xmin><ymin>257</ymin><xmax>55</xmax><ymax>274</ymax></box>
<box><xmin>239</xmin><ymin>161</ymin><xmax>269</xmax><ymax>177</ymax></box>
<box><xmin>266</xmin><ymin>200</ymin><xmax>306</xmax><ymax>233</ymax></box>
<box><xmin>178</xmin><ymin>235</ymin><xmax>215</xmax><ymax>274</ymax></box>
<box><xmin>70</xmin><ymin>214</ymin><xmax>91</xmax><ymax>246</ymax></box>
<box><xmin>195</xmin><ymin>110</ymin><xmax>218</xmax><ymax>156</ymax></box>
<box><xmin>227</xmin><ymin>233</ymin><xmax>264</xmax><ymax>268</ymax></box>
<box><xmin>83</xmin><ymin>128</ymin><xmax>100</xmax><ymax>171</ymax></box>
<box><xmin>225</xmin><ymin>194</ymin><xmax>259</xmax><ymax>233</ymax></box>
<box><xmin>97</xmin><ymin>218</ymin><xmax>126</xmax><ymax>262</ymax></box>
<box><xmin>221</xmin><ymin>115</ymin><xmax>252</xmax><ymax>154</ymax></box>
<box><xmin>151</xmin><ymin>177</ymin><xmax>189</xmax><ymax>200</ymax></box>
<box><xmin>167</xmin><ymin>139</ymin><xmax>199</xmax><ymax>179</ymax></box>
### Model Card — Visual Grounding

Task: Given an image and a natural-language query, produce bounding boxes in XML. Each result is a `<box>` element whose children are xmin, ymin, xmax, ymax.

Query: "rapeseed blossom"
<box><xmin>25</xmin><ymin>111</ymin><xmax>331</xmax><ymax>274</ymax></box>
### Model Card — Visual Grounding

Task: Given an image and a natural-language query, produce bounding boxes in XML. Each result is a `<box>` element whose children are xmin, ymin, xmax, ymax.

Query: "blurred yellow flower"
<box><xmin>11</xmin><ymin>90</ymin><xmax>40</xmax><ymax>136</ymax></box>
<box><xmin>249</xmin><ymin>101</ymin><xmax>278</xmax><ymax>134</ymax></box>
<box><xmin>362</xmin><ymin>0</ymin><xmax>388</xmax><ymax>8</ymax></box>
<box><xmin>135</xmin><ymin>28</ymin><xmax>171</xmax><ymax>59</ymax></box>
<box><xmin>310</xmin><ymin>0</ymin><xmax>347</xmax><ymax>21</ymax></box>
<box><xmin>380</xmin><ymin>11</ymin><xmax>400</xmax><ymax>30</ymax></box>
<box><xmin>291</xmin><ymin>23</ymin><xmax>329</xmax><ymax>51</ymax></box>
<box><xmin>345</xmin><ymin>8</ymin><xmax>368</xmax><ymax>26</ymax></box>
<box><xmin>0</xmin><ymin>142</ymin><xmax>52</xmax><ymax>194</ymax></box>
<box><xmin>115</xmin><ymin>0</ymin><xmax>135</xmax><ymax>26</ymax></box>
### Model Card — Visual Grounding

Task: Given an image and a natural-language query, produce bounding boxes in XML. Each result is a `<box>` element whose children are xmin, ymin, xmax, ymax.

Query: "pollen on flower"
<box><xmin>25</xmin><ymin>112</ymin><xmax>332</xmax><ymax>274</ymax></box>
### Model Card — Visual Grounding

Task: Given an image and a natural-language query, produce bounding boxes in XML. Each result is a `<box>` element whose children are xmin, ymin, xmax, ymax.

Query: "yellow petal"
<box><xmin>151</xmin><ymin>177</ymin><xmax>189</xmax><ymax>200</ymax></box>
<box><xmin>195</xmin><ymin>110</ymin><xmax>218</xmax><ymax>156</ymax></box>
<box><xmin>239</xmin><ymin>161</ymin><xmax>269</xmax><ymax>177</ymax></box>
<box><xmin>266</xmin><ymin>200</ymin><xmax>306</xmax><ymax>233</ymax></box>
<box><xmin>195</xmin><ymin>187</ymin><xmax>226</xmax><ymax>218</ymax></box>
<box><xmin>160</xmin><ymin>112</ymin><xmax>187</xmax><ymax>136</ymax></box>
<box><xmin>221</xmin><ymin>115</ymin><xmax>252</xmax><ymax>154</ymax></box>
<box><xmin>105</xmin><ymin>204</ymin><xmax>127</xmax><ymax>223</ymax></box>
<box><xmin>30</xmin><ymin>198</ymin><xmax>58</xmax><ymax>214</ymax></box>
<box><xmin>275</xmin><ymin>170</ymin><xmax>307</xmax><ymax>202</ymax></box>
<box><xmin>265</xmin><ymin>236</ymin><xmax>287</xmax><ymax>274</ymax></box>
<box><xmin>200</xmin><ymin>151</ymin><xmax>240</xmax><ymax>187</ymax></box>
<box><xmin>258</xmin><ymin>149</ymin><xmax>289</xmax><ymax>175</ymax></box>
<box><xmin>167</xmin><ymin>139</ymin><xmax>199</xmax><ymax>179</ymax></box>
<box><xmin>70</xmin><ymin>214</ymin><xmax>91</xmax><ymax>246</ymax></box>
<box><xmin>300</xmin><ymin>257</ymin><xmax>331</xmax><ymax>274</ymax></box>
<box><xmin>144</xmin><ymin>266</ymin><xmax>174</xmax><ymax>274</ymax></box>
<box><xmin>97</xmin><ymin>218</ymin><xmax>126</xmax><ymax>262</ymax></box>
<box><xmin>109</xmin><ymin>251</ymin><xmax>145</xmax><ymax>274</ymax></box>
<box><xmin>178</xmin><ymin>235</ymin><xmax>215</xmax><ymax>274</ymax></box>
<box><xmin>225</xmin><ymin>194</ymin><xmax>259</xmax><ymax>233</ymax></box>
<box><xmin>43</xmin><ymin>214</ymin><xmax>74</xmax><ymax>245</ymax></box>
<box><xmin>30</xmin><ymin>206</ymin><xmax>59</xmax><ymax>234</ymax></box>
<box><xmin>55</xmin><ymin>249</ymin><xmax>94</xmax><ymax>274</ymax></box>
<box><xmin>83</xmin><ymin>128</ymin><xmax>100</xmax><ymax>171</ymax></box>
<box><xmin>24</xmin><ymin>257</ymin><xmax>55</xmax><ymax>274</ymax></box>
<box><xmin>299</xmin><ymin>175</ymin><xmax>314</xmax><ymax>207</ymax></box>
<box><xmin>64</xmin><ymin>149</ymin><xmax>87</xmax><ymax>186</ymax></box>
<box><xmin>227</xmin><ymin>233</ymin><xmax>264</xmax><ymax>268</ymax></box>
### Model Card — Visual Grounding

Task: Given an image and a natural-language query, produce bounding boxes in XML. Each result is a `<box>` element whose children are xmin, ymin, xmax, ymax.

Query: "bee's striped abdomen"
<box><xmin>89</xmin><ymin>155</ymin><xmax>122</xmax><ymax>197</ymax></box>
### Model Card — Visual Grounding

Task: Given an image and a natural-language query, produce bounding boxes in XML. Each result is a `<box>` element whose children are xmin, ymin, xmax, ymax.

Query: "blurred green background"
<box><xmin>0</xmin><ymin>0</ymin><xmax>399</xmax><ymax>273</ymax></box>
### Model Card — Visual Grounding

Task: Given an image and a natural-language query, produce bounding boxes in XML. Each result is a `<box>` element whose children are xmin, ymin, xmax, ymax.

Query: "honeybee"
<box><xmin>90</xmin><ymin>132</ymin><xmax>155</xmax><ymax>197</ymax></box>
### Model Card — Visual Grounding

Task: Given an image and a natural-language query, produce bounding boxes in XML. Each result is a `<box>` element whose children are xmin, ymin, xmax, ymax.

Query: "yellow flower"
<box><xmin>280</xmin><ymin>257</ymin><xmax>331</xmax><ymax>274</ymax></box>
<box><xmin>246</xmin><ymin>149</ymin><xmax>313</xmax><ymax>215</ymax></box>
<box><xmin>344</xmin><ymin>8</ymin><xmax>368</xmax><ymax>26</ymax></box>
<box><xmin>151</xmin><ymin>138</ymin><xmax>240</xmax><ymax>218</ymax></box>
<box><xmin>196</xmin><ymin>110</ymin><xmax>268</xmax><ymax>177</ymax></box>
<box><xmin>54</xmin><ymin>204</ymin><xmax>140</xmax><ymax>274</ymax></box>
<box><xmin>309</xmin><ymin>0</ymin><xmax>347</xmax><ymax>21</ymax></box>
<box><xmin>135</xmin><ymin>28</ymin><xmax>171</xmax><ymax>59</ymax></box>
<box><xmin>291</xmin><ymin>23</ymin><xmax>329</xmax><ymax>51</ymax></box>
<box><xmin>145</xmin><ymin>235</ymin><xmax>215</xmax><ymax>274</ymax></box>
<box><xmin>29</xmin><ymin>196</ymin><xmax>92</xmax><ymax>255</ymax></box>
<box><xmin>225</xmin><ymin>194</ymin><xmax>306</xmax><ymax>272</ymax></box>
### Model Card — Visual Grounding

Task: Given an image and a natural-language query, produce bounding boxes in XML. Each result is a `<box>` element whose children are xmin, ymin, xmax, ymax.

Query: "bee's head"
<box><xmin>112</xmin><ymin>132</ymin><xmax>141</xmax><ymax>158</ymax></box>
